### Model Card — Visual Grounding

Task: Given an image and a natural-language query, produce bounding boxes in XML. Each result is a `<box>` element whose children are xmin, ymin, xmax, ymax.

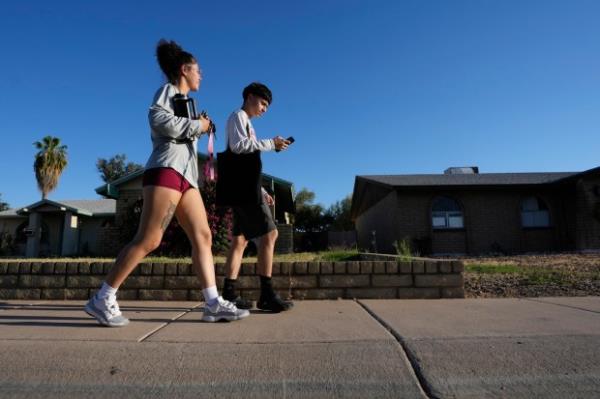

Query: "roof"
<box><xmin>359</xmin><ymin>172</ymin><xmax>578</xmax><ymax>188</ymax></box>
<box><xmin>95</xmin><ymin>169</ymin><xmax>144</xmax><ymax>198</ymax></box>
<box><xmin>351</xmin><ymin>167</ymin><xmax>600</xmax><ymax>220</ymax></box>
<box><xmin>57</xmin><ymin>199</ymin><xmax>116</xmax><ymax>215</ymax></box>
<box><xmin>0</xmin><ymin>199</ymin><xmax>116</xmax><ymax>218</ymax></box>
<box><xmin>261</xmin><ymin>172</ymin><xmax>294</xmax><ymax>189</ymax></box>
<box><xmin>0</xmin><ymin>208</ymin><xmax>22</xmax><ymax>218</ymax></box>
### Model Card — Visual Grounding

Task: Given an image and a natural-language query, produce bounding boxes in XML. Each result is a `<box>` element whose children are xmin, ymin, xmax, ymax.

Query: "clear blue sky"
<box><xmin>1</xmin><ymin>1</ymin><xmax>599</xmax><ymax>209</ymax></box>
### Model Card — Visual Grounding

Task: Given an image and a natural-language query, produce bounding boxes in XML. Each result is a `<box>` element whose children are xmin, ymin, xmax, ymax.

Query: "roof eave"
<box><xmin>95</xmin><ymin>169</ymin><xmax>145</xmax><ymax>198</ymax></box>
<box><xmin>15</xmin><ymin>199</ymin><xmax>94</xmax><ymax>217</ymax></box>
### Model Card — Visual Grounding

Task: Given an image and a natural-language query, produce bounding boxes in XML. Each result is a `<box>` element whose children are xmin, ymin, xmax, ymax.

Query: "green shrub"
<box><xmin>318</xmin><ymin>248</ymin><xmax>359</xmax><ymax>262</ymax></box>
<box><xmin>0</xmin><ymin>231</ymin><xmax>16</xmax><ymax>256</ymax></box>
<box><xmin>393</xmin><ymin>237</ymin><xmax>413</xmax><ymax>261</ymax></box>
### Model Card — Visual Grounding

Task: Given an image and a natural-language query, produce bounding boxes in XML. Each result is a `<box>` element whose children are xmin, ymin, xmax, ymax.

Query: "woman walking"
<box><xmin>85</xmin><ymin>39</ymin><xmax>249</xmax><ymax>326</ymax></box>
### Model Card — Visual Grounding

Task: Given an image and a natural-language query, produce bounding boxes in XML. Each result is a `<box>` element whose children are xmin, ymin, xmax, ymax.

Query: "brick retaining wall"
<box><xmin>0</xmin><ymin>258</ymin><xmax>464</xmax><ymax>301</ymax></box>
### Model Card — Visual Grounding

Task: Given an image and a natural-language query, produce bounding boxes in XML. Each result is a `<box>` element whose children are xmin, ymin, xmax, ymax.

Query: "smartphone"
<box><xmin>276</xmin><ymin>136</ymin><xmax>294</xmax><ymax>152</ymax></box>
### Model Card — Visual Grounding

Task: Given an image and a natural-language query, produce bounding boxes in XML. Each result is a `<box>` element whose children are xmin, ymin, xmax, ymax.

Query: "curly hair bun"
<box><xmin>155</xmin><ymin>39</ymin><xmax>195</xmax><ymax>83</ymax></box>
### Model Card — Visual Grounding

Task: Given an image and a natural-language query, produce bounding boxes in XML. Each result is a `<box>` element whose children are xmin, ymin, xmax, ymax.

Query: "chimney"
<box><xmin>444</xmin><ymin>166</ymin><xmax>479</xmax><ymax>175</ymax></box>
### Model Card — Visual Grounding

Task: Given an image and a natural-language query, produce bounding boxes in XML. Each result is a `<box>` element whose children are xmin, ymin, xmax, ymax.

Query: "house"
<box><xmin>94</xmin><ymin>155</ymin><xmax>296</xmax><ymax>255</ymax></box>
<box><xmin>351</xmin><ymin>166</ymin><xmax>600</xmax><ymax>255</ymax></box>
<box><xmin>0</xmin><ymin>199</ymin><xmax>116</xmax><ymax>257</ymax></box>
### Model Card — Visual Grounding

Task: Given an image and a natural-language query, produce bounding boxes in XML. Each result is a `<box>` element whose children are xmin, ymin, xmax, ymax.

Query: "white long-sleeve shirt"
<box><xmin>226</xmin><ymin>109</ymin><xmax>275</xmax><ymax>199</ymax></box>
<box><xmin>226</xmin><ymin>109</ymin><xmax>275</xmax><ymax>153</ymax></box>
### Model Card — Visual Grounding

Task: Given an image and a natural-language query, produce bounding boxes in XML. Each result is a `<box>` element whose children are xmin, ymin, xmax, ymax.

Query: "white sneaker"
<box><xmin>202</xmin><ymin>296</ymin><xmax>250</xmax><ymax>322</ymax></box>
<box><xmin>85</xmin><ymin>295</ymin><xmax>130</xmax><ymax>327</ymax></box>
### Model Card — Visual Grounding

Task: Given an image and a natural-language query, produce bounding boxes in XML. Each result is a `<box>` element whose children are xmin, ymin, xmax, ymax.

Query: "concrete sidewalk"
<box><xmin>0</xmin><ymin>297</ymin><xmax>599</xmax><ymax>398</ymax></box>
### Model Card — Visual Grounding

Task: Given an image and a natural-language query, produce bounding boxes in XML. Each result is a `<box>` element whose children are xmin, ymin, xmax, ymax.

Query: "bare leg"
<box><xmin>257</xmin><ymin>228</ymin><xmax>278</xmax><ymax>277</ymax></box>
<box><xmin>106</xmin><ymin>186</ymin><xmax>182</xmax><ymax>288</ymax></box>
<box><xmin>174</xmin><ymin>189</ymin><xmax>250</xmax><ymax>321</ymax></box>
<box><xmin>174</xmin><ymin>188</ymin><xmax>215</xmax><ymax>288</ymax></box>
<box><xmin>225</xmin><ymin>235</ymin><xmax>248</xmax><ymax>280</ymax></box>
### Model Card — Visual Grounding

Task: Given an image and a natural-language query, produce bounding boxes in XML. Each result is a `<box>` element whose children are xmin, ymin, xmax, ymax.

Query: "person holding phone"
<box><xmin>85</xmin><ymin>39</ymin><xmax>250</xmax><ymax>327</ymax></box>
<box><xmin>219</xmin><ymin>82</ymin><xmax>294</xmax><ymax>312</ymax></box>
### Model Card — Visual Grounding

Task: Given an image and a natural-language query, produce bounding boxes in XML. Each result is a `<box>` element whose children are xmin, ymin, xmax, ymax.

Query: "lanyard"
<box><xmin>204</xmin><ymin>132</ymin><xmax>215</xmax><ymax>181</ymax></box>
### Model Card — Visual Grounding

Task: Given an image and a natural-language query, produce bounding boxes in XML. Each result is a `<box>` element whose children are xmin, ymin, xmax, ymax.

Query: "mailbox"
<box><xmin>23</xmin><ymin>227</ymin><xmax>36</xmax><ymax>237</ymax></box>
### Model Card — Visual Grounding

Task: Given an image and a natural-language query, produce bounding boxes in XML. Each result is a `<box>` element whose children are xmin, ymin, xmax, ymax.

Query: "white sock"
<box><xmin>97</xmin><ymin>282</ymin><xmax>118</xmax><ymax>300</ymax></box>
<box><xmin>202</xmin><ymin>286</ymin><xmax>219</xmax><ymax>305</ymax></box>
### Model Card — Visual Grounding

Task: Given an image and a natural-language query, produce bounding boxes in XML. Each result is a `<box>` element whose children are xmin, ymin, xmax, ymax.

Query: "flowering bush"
<box><xmin>199</xmin><ymin>161</ymin><xmax>233</xmax><ymax>254</ymax></box>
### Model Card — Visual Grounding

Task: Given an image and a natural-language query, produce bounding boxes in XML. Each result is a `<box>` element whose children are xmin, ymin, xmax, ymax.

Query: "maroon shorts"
<box><xmin>142</xmin><ymin>167</ymin><xmax>193</xmax><ymax>193</ymax></box>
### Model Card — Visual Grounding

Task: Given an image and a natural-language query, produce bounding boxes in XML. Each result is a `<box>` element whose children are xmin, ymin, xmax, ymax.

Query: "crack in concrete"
<box><xmin>524</xmin><ymin>298</ymin><xmax>600</xmax><ymax>315</ymax></box>
<box><xmin>355</xmin><ymin>299</ymin><xmax>438</xmax><ymax>399</ymax></box>
<box><xmin>137</xmin><ymin>304</ymin><xmax>201</xmax><ymax>342</ymax></box>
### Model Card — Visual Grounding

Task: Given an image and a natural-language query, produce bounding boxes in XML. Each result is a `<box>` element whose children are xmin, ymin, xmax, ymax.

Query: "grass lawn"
<box><xmin>461</xmin><ymin>254</ymin><xmax>600</xmax><ymax>297</ymax></box>
<box><xmin>465</xmin><ymin>262</ymin><xmax>577</xmax><ymax>285</ymax></box>
<box><xmin>0</xmin><ymin>249</ymin><xmax>361</xmax><ymax>264</ymax></box>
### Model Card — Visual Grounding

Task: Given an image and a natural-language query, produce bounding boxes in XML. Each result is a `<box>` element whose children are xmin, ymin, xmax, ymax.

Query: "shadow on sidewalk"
<box><xmin>0</xmin><ymin>314</ymin><xmax>183</xmax><ymax>326</ymax></box>
<box><xmin>0</xmin><ymin>320</ymin><xmax>99</xmax><ymax>328</ymax></box>
<box><xmin>0</xmin><ymin>303</ymin><xmax>197</xmax><ymax>312</ymax></box>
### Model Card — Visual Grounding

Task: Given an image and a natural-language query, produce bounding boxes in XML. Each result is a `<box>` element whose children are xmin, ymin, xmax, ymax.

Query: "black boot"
<box><xmin>257</xmin><ymin>275</ymin><xmax>293</xmax><ymax>312</ymax></box>
<box><xmin>222</xmin><ymin>278</ymin><xmax>252</xmax><ymax>310</ymax></box>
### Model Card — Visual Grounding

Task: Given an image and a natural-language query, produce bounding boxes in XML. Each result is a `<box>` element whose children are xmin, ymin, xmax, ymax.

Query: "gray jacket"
<box><xmin>145</xmin><ymin>83</ymin><xmax>204</xmax><ymax>187</ymax></box>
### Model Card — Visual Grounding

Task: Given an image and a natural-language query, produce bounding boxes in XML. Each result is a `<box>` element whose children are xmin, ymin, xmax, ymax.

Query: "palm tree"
<box><xmin>33</xmin><ymin>136</ymin><xmax>68</xmax><ymax>199</ymax></box>
<box><xmin>0</xmin><ymin>193</ymin><xmax>9</xmax><ymax>211</ymax></box>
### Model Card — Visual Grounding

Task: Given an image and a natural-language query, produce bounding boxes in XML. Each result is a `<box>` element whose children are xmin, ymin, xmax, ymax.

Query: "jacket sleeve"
<box><xmin>148</xmin><ymin>85</ymin><xmax>203</xmax><ymax>141</ymax></box>
<box><xmin>228</xmin><ymin>111</ymin><xmax>275</xmax><ymax>154</ymax></box>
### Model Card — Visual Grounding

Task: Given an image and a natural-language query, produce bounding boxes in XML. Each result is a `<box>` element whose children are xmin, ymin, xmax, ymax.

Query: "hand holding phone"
<box><xmin>274</xmin><ymin>136</ymin><xmax>294</xmax><ymax>152</ymax></box>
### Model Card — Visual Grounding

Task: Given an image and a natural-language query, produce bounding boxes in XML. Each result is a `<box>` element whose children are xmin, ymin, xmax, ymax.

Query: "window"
<box><xmin>431</xmin><ymin>197</ymin><xmax>464</xmax><ymax>229</ymax></box>
<box><xmin>521</xmin><ymin>197</ymin><xmax>550</xmax><ymax>227</ymax></box>
<box><xmin>101</xmin><ymin>217</ymin><xmax>115</xmax><ymax>228</ymax></box>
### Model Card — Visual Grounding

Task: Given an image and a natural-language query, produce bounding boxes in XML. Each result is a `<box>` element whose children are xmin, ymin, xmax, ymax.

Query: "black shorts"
<box><xmin>232</xmin><ymin>202</ymin><xmax>277</xmax><ymax>240</ymax></box>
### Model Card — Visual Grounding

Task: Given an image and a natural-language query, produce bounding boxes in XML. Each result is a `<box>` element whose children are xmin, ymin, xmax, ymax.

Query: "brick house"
<box><xmin>95</xmin><ymin>155</ymin><xmax>296</xmax><ymax>255</ymax></box>
<box><xmin>351</xmin><ymin>166</ymin><xmax>600</xmax><ymax>255</ymax></box>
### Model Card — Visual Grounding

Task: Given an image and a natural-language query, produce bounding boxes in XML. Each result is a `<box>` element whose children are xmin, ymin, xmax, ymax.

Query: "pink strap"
<box><xmin>204</xmin><ymin>132</ymin><xmax>215</xmax><ymax>181</ymax></box>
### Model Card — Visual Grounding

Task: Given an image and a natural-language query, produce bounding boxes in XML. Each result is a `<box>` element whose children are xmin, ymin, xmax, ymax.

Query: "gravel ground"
<box><xmin>458</xmin><ymin>253</ymin><xmax>600</xmax><ymax>298</ymax></box>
